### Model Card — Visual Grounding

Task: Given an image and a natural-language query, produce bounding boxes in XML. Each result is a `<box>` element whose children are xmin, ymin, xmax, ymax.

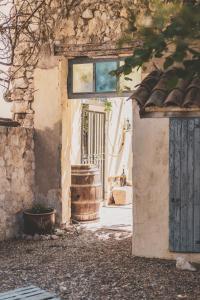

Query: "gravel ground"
<box><xmin>0</xmin><ymin>227</ymin><xmax>200</xmax><ymax>300</ymax></box>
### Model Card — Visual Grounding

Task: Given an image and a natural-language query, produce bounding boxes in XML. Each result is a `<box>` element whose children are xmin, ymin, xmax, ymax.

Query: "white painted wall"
<box><xmin>106</xmin><ymin>98</ymin><xmax>132</xmax><ymax>182</ymax></box>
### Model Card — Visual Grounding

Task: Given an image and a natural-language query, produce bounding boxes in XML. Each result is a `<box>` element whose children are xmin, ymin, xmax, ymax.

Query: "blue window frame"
<box><xmin>67</xmin><ymin>57</ymin><xmax>140</xmax><ymax>99</ymax></box>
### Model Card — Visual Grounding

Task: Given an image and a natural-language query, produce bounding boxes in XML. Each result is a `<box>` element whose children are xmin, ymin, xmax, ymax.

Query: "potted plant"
<box><xmin>23</xmin><ymin>203</ymin><xmax>56</xmax><ymax>235</ymax></box>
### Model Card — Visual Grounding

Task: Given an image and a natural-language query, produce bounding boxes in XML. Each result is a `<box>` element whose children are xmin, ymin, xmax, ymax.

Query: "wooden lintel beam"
<box><xmin>53</xmin><ymin>42</ymin><xmax>138</xmax><ymax>58</ymax></box>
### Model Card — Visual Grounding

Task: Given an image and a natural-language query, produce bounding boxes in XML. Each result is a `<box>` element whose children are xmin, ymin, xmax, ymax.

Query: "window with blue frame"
<box><xmin>68</xmin><ymin>58</ymin><xmax>141</xmax><ymax>99</ymax></box>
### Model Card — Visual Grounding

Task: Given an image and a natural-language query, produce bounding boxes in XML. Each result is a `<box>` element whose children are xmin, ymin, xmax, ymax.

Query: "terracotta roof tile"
<box><xmin>131</xmin><ymin>70</ymin><xmax>162</xmax><ymax>107</ymax></box>
<box><xmin>131</xmin><ymin>70</ymin><xmax>200</xmax><ymax>115</ymax></box>
<box><xmin>183</xmin><ymin>78</ymin><xmax>200</xmax><ymax>107</ymax></box>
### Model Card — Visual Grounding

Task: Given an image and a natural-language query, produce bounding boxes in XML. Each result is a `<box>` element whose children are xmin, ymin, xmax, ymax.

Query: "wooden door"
<box><xmin>169</xmin><ymin>118</ymin><xmax>200</xmax><ymax>252</ymax></box>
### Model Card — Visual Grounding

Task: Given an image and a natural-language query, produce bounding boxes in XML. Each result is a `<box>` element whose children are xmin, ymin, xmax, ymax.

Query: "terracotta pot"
<box><xmin>23</xmin><ymin>209</ymin><xmax>56</xmax><ymax>235</ymax></box>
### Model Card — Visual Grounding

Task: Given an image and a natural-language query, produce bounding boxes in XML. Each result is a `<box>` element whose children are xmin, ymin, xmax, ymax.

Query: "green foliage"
<box><xmin>116</xmin><ymin>1</ymin><xmax>200</xmax><ymax>82</ymax></box>
<box><xmin>104</xmin><ymin>100</ymin><xmax>112</xmax><ymax>112</ymax></box>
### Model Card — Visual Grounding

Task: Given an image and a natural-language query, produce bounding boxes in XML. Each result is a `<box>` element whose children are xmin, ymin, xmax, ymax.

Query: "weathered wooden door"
<box><xmin>169</xmin><ymin>118</ymin><xmax>200</xmax><ymax>252</ymax></box>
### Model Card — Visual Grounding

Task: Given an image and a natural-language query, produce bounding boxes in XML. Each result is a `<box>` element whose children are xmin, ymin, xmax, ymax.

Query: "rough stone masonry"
<box><xmin>0</xmin><ymin>126</ymin><xmax>35</xmax><ymax>240</ymax></box>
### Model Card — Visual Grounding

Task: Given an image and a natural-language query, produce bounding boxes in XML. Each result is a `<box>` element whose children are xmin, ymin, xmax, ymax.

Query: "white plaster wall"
<box><xmin>132</xmin><ymin>101</ymin><xmax>200</xmax><ymax>262</ymax></box>
<box><xmin>61</xmin><ymin>59</ymin><xmax>72</xmax><ymax>225</ymax></box>
<box><xmin>33</xmin><ymin>61</ymin><xmax>63</xmax><ymax>222</ymax></box>
<box><xmin>107</xmin><ymin>98</ymin><xmax>132</xmax><ymax>182</ymax></box>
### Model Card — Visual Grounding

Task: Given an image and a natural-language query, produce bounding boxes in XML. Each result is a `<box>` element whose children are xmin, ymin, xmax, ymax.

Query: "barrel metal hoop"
<box><xmin>71</xmin><ymin>171</ymin><xmax>99</xmax><ymax>175</ymax></box>
<box><xmin>72</xmin><ymin>200</ymin><xmax>102</xmax><ymax>204</ymax></box>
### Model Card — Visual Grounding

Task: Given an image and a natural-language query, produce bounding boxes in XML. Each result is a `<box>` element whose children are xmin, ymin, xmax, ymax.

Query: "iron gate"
<box><xmin>81</xmin><ymin>105</ymin><xmax>106</xmax><ymax>198</ymax></box>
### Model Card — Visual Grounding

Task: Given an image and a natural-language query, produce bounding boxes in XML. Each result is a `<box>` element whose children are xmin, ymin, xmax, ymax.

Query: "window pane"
<box><xmin>96</xmin><ymin>61</ymin><xmax>117</xmax><ymax>92</ymax></box>
<box><xmin>119</xmin><ymin>61</ymin><xmax>141</xmax><ymax>91</ymax></box>
<box><xmin>73</xmin><ymin>63</ymin><xmax>93</xmax><ymax>93</ymax></box>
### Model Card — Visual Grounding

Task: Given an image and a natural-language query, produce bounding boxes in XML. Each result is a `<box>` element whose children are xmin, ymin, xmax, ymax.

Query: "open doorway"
<box><xmin>70</xmin><ymin>98</ymin><xmax>133</xmax><ymax>232</ymax></box>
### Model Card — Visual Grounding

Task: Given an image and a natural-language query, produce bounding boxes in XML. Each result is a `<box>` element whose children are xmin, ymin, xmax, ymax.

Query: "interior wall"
<box><xmin>132</xmin><ymin>101</ymin><xmax>200</xmax><ymax>262</ymax></box>
<box><xmin>70</xmin><ymin>99</ymin><xmax>82</xmax><ymax>165</ymax></box>
<box><xmin>106</xmin><ymin>98</ymin><xmax>132</xmax><ymax>182</ymax></box>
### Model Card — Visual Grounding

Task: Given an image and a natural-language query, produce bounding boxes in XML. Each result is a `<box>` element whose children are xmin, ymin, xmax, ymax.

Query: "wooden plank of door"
<box><xmin>180</xmin><ymin>119</ymin><xmax>188</xmax><ymax>251</ymax></box>
<box><xmin>169</xmin><ymin>118</ymin><xmax>176</xmax><ymax>250</ymax></box>
<box><xmin>173</xmin><ymin>118</ymin><xmax>182</xmax><ymax>251</ymax></box>
<box><xmin>193</xmin><ymin>118</ymin><xmax>200</xmax><ymax>252</ymax></box>
<box><xmin>187</xmin><ymin>119</ymin><xmax>195</xmax><ymax>251</ymax></box>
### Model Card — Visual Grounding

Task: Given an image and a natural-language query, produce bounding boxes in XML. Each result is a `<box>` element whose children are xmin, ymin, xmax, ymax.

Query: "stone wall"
<box><xmin>0</xmin><ymin>126</ymin><xmax>35</xmax><ymax>240</ymax></box>
<box><xmin>10</xmin><ymin>0</ymin><xmax>131</xmax><ymax>127</ymax></box>
<box><xmin>55</xmin><ymin>0</ymin><xmax>129</xmax><ymax>46</ymax></box>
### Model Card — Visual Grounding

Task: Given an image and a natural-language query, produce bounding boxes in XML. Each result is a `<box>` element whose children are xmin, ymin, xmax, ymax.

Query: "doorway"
<box><xmin>69</xmin><ymin>98</ymin><xmax>133</xmax><ymax>232</ymax></box>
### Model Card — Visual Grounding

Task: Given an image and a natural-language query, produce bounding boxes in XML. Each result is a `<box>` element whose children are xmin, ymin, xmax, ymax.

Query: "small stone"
<box><xmin>41</xmin><ymin>235</ymin><xmax>49</xmax><ymax>241</ymax></box>
<box><xmin>104</xmin><ymin>36</ymin><xmax>110</xmax><ymax>42</ymax></box>
<box><xmin>176</xmin><ymin>257</ymin><xmax>196</xmax><ymax>272</ymax></box>
<box><xmin>82</xmin><ymin>8</ymin><xmax>93</xmax><ymax>19</ymax></box>
<box><xmin>11</xmin><ymin>101</ymin><xmax>29</xmax><ymax>114</ymax></box>
<box><xmin>41</xmin><ymin>235</ymin><xmax>51</xmax><ymax>240</ymax></box>
<box><xmin>23</xmin><ymin>93</ymin><xmax>33</xmax><ymax>101</ymax></box>
<box><xmin>59</xmin><ymin>286</ymin><xmax>67</xmax><ymax>292</ymax></box>
<box><xmin>11</xmin><ymin>89</ymin><xmax>24</xmax><ymax>101</ymax></box>
<box><xmin>55</xmin><ymin>229</ymin><xmax>65</xmax><ymax>236</ymax></box>
<box><xmin>59</xmin><ymin>283</ymin><xmax>67</xmax><ymax>292</ymax></box>
<box><xmin>33</xmin><ymin>234</ymin><xmax>41</xmax><ymax>241</ymax></box>
<box><xmin>13</xmin><ymin>77</ymin><xmax>28</xmax><ymax>89</ymax></box>
<box><xmin>120</xmin><ymin>8</ymin><xmax>128</xmax><ymax>18</ymax></box>
<box><xmin>51</xmin><ymin>235</ymin><xmax>59</xmax><ymax>240</ymax></box>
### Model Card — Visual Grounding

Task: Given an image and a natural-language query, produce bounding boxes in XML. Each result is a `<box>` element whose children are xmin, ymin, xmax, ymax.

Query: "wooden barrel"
<box><xmin>71</xmin><ymin>164</ymin><xmax>102</xmax><ymax>221</ymax></box>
